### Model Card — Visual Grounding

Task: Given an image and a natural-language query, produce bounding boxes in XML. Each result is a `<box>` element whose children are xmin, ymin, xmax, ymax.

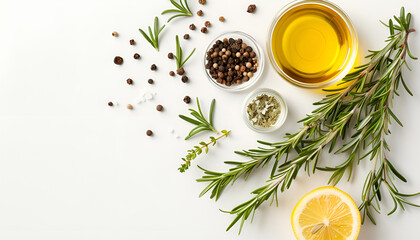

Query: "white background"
<box><xmin>0</xmin><ymin>0</ymin><xmax>419</xmax><ymax>239</ymax></box>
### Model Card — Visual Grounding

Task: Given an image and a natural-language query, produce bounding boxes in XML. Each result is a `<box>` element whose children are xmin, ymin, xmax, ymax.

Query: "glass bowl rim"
<box><xmin>242</xmin><ymin>88</ymin><xmax>288</xmax><ymax>133</ymax></box>
<box><xmin>266</xmin><ymin>0</ymin><xmax>358</xmax><ymax>89</ymax></box>
<box><xmin>203</xmin><ymin>31</ymin><xmax>265</xmax><ymax>92</ymax></box>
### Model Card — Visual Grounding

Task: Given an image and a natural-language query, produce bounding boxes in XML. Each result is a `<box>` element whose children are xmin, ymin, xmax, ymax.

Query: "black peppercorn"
<box><xmin>247</xmin><ymin>4</ymin><xmax>256</xmax><ymax>13</ymax></box>
<box><xmin>148</xmin><ymin>79</ymin><xmax>154</xmax><ymax>84</ymax></box>
<box><xmin>133</xmin><ymin>53</ymin><xmax>140</xmax><ymax>59</ymax></box>
<box><xmin>129</xmin><ymin>39</ymin><xmax>136</xmax><ymax>45</ymax></box>
<box><xmin>181</xmin><ymin>76</ymin><xmax>189</xmax><ymax>83</ymax></box>
<box><xmin>114</xmin><ymin>56</ymin><xmax>123</xmax><ymax>65</ymax></box>
<box><xmin>183</xmin><ymin>96</ymin><xmax>191</xmax><ymax>104</ymax></box>
<box><xmin>168</xmin><ymin>52</ymin><xmax>174</xmax><ymax>59</ymax></box>
<box><xmin>184</xmin><ymin>34</ymin><xmax>190</xmax><ymax>40</ymax></box>
<box><xmin>151</xmin><ymin>64</ymin><xmax>157</xmax><ymax>70</ymax></box>
<box><xmin>126</xmin><ymin>78</ymin><xmax>133</xmax><ymax>85</ymax></box>
<box><xmin>108</xmin><ymin>101</ymin><xmax>114</xmax><ymax>106</ymax></box>
<box><xmin>146</xmin><ymin>130</ymin><xmax>153</xmax><ymax>136</ymax></box>
<box><xmin>177</xmin><ymin>67</ymin><xmax>185</xmax><ymax>75</ymax></box>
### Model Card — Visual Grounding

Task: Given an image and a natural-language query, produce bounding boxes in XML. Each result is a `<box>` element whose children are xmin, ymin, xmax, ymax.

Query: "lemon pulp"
<box><xmin>291</xmin><ymin>186</ymin><xmax>361</xmax><ymax>240</ymax></box>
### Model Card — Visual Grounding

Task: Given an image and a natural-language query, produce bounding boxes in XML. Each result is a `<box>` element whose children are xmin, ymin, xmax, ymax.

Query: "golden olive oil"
<box><xmin>271</xmin><ymin>4</ymin><xmax>352</xmax><ymax>84</ymax></box>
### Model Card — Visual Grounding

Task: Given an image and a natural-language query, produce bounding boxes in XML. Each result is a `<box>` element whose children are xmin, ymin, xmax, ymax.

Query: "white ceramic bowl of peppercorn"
<box><xmin>242</xmin><ymin>88</ymin><xmax>288</xmax><ymax>133</ymax></box>
<box><xmin>204</xmin><ymin>31</ymin><xmax>264</xmax><ymax>91</ymax></box>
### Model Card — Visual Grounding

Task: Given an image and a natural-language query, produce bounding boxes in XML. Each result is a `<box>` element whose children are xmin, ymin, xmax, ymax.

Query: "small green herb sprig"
<box><xmin>174</xmin><ymin>35</ymin><xmax>196</xmax><ymax>70</ymax></box>
<box><xmin>179</xmin><ymin>98</ymin><xmax>218</xmax><ymax>140</ymax></box>
<box><xmin>179</xmin><ymin>130</ymin><xmax>231</xmax><ymax>173</ymax></box>
<box><xmin>162</xmin><ymin>0</ymin><xmax>193</xmax><ymax>22</ymax></box>
<box><xmin>139</xmin><ymin>17</ymin><xmax>165</xmax><ymax>51</ymax></box>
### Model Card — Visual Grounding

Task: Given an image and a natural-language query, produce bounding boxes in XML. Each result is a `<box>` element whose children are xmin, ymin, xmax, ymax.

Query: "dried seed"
<box><xmin>247</xmin><ymin>4</ymin><xmax>256</xmax><ymax>13</ymax></box>
<box><xmin>148</xmin><ymin>79</ymin><xmax>154</xmax><ymax>84</ymax></box>
<box><xmin>169</xmin><ymin>71</ymin><xmax>175</xmax><ymax>76</ymax></box>
<box><xmin>133</xmin><ymin>53</ymin><xmax>140</xmax><ymax>59</ymax></box>
<box><xmin>181</xmin><ymin>76</ymin><xmax>189</xmax><ymax>83</ymax></box>
<box><xmin>184</xmin><ymin>34</ymin><xmax>190</xmax><ymax>39</ymax></box>
<box><xmin>168</xmin><ymin>52</ymin><xmax>174</xmax><ymax>59</ymax></box>
<box><xmin>146</xmin><ymin>130</ymin><xmax>153</xmax><ymax>136</ymax></box>
<box><xmin>183</xmin><ymin>96</ymin><xmax>191</xmax><ymax>104</ymax></box>
<box><xmin>219</xmin><ymin>16</ymin><xmax>225</xmax><ymax>22</ymax></box>
<box><xmin>198</xmin><ymin>0</ymin><xmax>206</xmax><ymax>4</ymax></box>
<box><xmin>177</xmin><ymin>67</ymin><xmax>185</xmax><ymax>75</ymax></box>
<box><xmin>189</xmin><ymin>24</ymin><xmax>196</xmax><ymax>30</ymax></box>
<box><xmin>112</xmin><ymin>31</ymin><xmax>118</xmax><ymax>37</ymax></box>
<box><xmin>204</xmin><ymin>21</ymin><xmax>211</xmax><ymax>27</ymax></box>
<box><xmin>156</xmin><ymin>105</ymin><xmax>163</xmax><ymax>111</ymax></box>
<box><xmin>114</xmin><ymin>56</ymin><xmax>123</xmax><ymax>65</ymax></box>
<box><xmin>126</xmin><ymin>104</ymin><xmax>133</xmax><ymax>110</ymax></box>
<box><xmin>197</xmin><ymin>10</ymin><xmax>203</xmax><ymax>16</ymax></box>
<box><xmin>126</xmin><ymin>78</ymin><xmax>133</xmax><ymax>85</ymax></box>
<box><xmin>108</xmin><ymin>101</ymin><xmax>114</xmax><ymax>106</ymax></box>
<box><xmin>129</xmin><ymin>39</ymin><xmax>136</xmax><ymax>45</ymax></box>
<box><xmin>201</xmin><ymin>27</ymin><xmax>207</xmax><ymax>33</ymax></box>
<box><xmin>150</xmin><ymin>64</ymin><xmax>157</xmax><ymax>70</ymax></box>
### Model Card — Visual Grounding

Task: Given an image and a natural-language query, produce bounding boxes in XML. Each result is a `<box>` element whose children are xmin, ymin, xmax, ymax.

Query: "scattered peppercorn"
<box><xmin>114</xmin><ymin>56</ymin><xmax>123</xmax><ymax>65</ymax></box>
<box><xmin>126</xmin><ymin>104</ymin><xmax>133</xmax><ymax>110</ymax></box>
<box><xmin>184</xmin><ymin>34</ymin><xmax>190</xmax><ymax>40</ymax></box>
<box><xmin>126</xmin><ymin>78</ymin><xmax>133</xmax><ymax>85</ymax></box>
<box><xmin>169</xmin><ymin>71</ymin><xmax>175</xmax><ymax>76</ymax></box>
<box><xmin>146</xmin><ymin>130</ymin><xmax>153</xmax><ymax>136</ymax></box>
<box><xmin>205</xmin><ymin>38</ymin><xmax>259</xmax><ymax>87</ymax></box>
<box><xmin>177</xmin><ymin>67</ymin><xmax>185</xmax><ymax>75</ymax></box>
<box><xmin>133</xmin><ymin>53</ymin><xmax>140</xmax><ymax>59</ymax></box>
<box><xmin>197</xmin><ymin>10</ymin><xmax>203</xmax><ymax>16</ymax></box>
<box><xmin>189</xmin><ymin>24</ymin><xmax>196</xmax><ymax>30</ymax></box>
<box><xmin>156</xmin><ymin>105</ymin><xmax>163</xmax><ymax>111</ymax></box>
<box><xmin>108</xmin><ymin>101</ymin><xmax>114</xmax><ymax>106</ymax></box>
<box><xmin>201</xmin><ymin>27</ymin><xmax>208</xmax><ymax>33</ymax></box>
<box><xmin>148</xmin><ymin>79</ymin><xmax>154</xmax><ymax>84</ymax></box>
<box><xmin>168</xmin><ymin>52</ymin><xmax>174</xmax><ymax>59</ymax></box>
<box><xmin>112</xmin><ymin>31</ymin><xmax>118</xmax><ymax>37</ymax></box>
<box><xmin>204</xmin><ymin>21</ymin><xmax>211</xmax><ymax>27</ymax></box>
<box><xmin>151</xmin><ymin>64</ymin><xmax>157</xmax><ymax>70</ymax></box>
<box><xmin>129</xmin><ymin>39</ymin><xmax>136</xmax><ymax>45</ymax></box>
<box><xmin>198</xmin><ymin>0</ymin><xmax>206</xmax><ymax>5</ymax></box>
<box><xmin>183</xmin><ymin>96</ymin><xmax>191</xmax><ymax>104</ymax></box>
<box><xmin>247</xmin><ymin>4</ymin><xmax>256</xmax><ymax>13</ymax></box>
<box><xmin>219</xmin><ymin>16</ymin><xmax>225</xmax><ymax>22</ymax></box>
<box><xmin>181</xmin><ymin>76</ymin><xmax>189</xmax><ymax>83</ymax></box>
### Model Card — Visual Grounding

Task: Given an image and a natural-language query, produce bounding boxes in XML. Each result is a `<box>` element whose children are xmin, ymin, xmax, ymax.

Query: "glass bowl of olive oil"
<box><xmin>267</xmin><ymin>0</ymin><xmax>358</xmax><ymax>88</ymax></box>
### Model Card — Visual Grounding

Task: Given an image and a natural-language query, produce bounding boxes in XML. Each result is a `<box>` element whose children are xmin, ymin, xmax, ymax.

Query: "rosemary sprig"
<box><xmin>161</xmin><ymin>0</ymin><xmax>193</xmax><ymax>22</ymax></box>
<box><xmin>179</xmin><ymin>98</ymin><xmax>218</xmax><ymax>140</ymax></box>
<box><xmin>139</xmin><ymin>17</ymin><xmax>165</xmax><ymax>51</ymax></box>
<box><xmin>173</xmin><ymin>35</ymin><xmax>196</xmax><ymax>70</ymax></box>
<box><xmin>179</xmin><ymin>130</ymin><xmax>231</xmax><ymax>173</ymax></box>
<box><xmin>197</xmin><ymin>7</ymin><xmax>418</xmax><ymax>233</ymax></box>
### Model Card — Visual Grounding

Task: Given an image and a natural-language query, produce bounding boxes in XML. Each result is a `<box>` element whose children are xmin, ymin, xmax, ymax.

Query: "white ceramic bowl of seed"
<box><xmin>242</xmin><ymin>88</ymin><xmax>288</xmax><ymax>133</ymax></box>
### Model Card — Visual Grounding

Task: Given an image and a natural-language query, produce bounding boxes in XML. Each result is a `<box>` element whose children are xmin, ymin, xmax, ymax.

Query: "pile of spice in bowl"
<box><xmin>204</xmin><ymin>31</ymin><xmax>264</xmax><ymax>91</ymax></box>
<box><xmin>242</xmin><ymin>88</ymin><xmax>287</xmax><ymax>133</ymax></box>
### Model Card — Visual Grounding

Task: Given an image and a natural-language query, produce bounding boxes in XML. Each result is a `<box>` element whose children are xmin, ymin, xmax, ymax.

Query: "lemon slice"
<box><xmin>291</xmin><ymin>186</ymin><xmax>361</xmax><ymax>240</ymax></box>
